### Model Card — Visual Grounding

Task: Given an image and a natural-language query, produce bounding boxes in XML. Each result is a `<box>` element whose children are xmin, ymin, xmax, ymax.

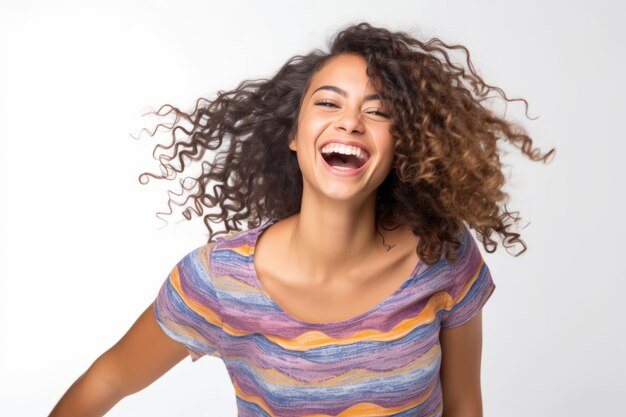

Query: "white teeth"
<box><xmin>320</xmin><ymin>143</ymin><xmax>369</xmax><ymax>163</ymax></box>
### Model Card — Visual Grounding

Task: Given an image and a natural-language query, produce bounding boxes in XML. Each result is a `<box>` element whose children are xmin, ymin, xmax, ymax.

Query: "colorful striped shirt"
<box><xmin>154</xmin><ymin>218</ymin><xmax>496</xmax><ymax>416</ymax></box>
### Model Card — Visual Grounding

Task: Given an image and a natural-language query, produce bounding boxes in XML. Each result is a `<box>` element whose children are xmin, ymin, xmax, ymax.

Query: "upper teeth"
<box><xmin>320</xmin><ymin>143</ymin><xmax>369</xmax><ymax>162</ymax></box>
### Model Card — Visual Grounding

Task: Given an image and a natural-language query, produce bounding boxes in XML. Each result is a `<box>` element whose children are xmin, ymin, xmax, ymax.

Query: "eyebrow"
<box><xmin>312</xmin><ymin>85</ymin><xmax>381</xmax><ymax>102</ymax></box>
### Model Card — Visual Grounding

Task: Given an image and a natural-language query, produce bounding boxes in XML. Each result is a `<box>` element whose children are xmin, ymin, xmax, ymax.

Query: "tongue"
<box><xmin>326</xmin><ymin>153</ymin><xmax>360</xmax><ymax>169</ymax></box>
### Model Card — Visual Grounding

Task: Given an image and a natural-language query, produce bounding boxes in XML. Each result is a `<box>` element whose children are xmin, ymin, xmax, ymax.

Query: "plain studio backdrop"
<box><xmin>1</xmin><ymin>0</ymin><xmax>624</xmax><ymax>416</ymax></box>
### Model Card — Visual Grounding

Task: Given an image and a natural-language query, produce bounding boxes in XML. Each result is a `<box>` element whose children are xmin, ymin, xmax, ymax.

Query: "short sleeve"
<box><xmin>439</xmin><ymin>226</ymin><xmax>496</xmax><ymax>329</ymax></box>
<box><xmin>153</xmin><ymin>243</ymin><xmax>224</xmax><ymax>361</ymax></box>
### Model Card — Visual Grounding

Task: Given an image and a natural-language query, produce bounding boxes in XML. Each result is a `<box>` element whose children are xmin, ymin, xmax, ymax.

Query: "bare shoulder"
<box><xmin>253</xmin><ymin>216</ymin><xmax>292</xmax><ymax>274</ymax></box>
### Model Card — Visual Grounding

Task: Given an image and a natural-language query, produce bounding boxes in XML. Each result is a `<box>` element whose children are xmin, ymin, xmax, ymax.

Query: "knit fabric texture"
<box><xmin>154</xmin><ymin>218</ymin><xmax>496</xmax><ymax>416</ymax></box>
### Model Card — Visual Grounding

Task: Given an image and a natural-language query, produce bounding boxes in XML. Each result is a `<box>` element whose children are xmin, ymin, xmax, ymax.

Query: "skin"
<box><xmin>440</xmin><ymin>312</ymin><xmax>485</xmax><ymax>417</ymax></box>
<box><xmin>252</xmin><ymin>53</ymin><xmax>424</xmax><ymax>323</ymax></box>
<box><xmin>48</xmin><ymin>53</ymin><xmax>485</xmax><ymax>417</ymax></box>
<box><xmin>285</xmin><ymin>53</ymin><xmax>398</xmax><ymax>284</ymax></box>
<box><xmin>48</xmin><ymin>303</ymin><xmax>188</xmax><ymax>416</ymax></box>
<box><xmin>276</xmin><ymin>53</ymin><xmax>485</xmax><ymax>415</ymax></box>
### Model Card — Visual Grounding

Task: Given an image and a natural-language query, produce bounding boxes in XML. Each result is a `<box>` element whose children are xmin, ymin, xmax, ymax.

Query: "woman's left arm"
<box><xmin>439</xmin><ymin>310</ymin><xmax>485</xmax><ymax>417</ymax></box>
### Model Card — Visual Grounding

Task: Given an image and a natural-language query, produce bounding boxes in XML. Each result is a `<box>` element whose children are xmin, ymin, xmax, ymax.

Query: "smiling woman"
<box><xmin>289</xmin><ymin>53</ymin><xmax>396</xmax><ymax>198</ymax></box>
<box><xmin>49</xmin><ymin>21</ymin><xmax>555</xmax><ymax>417</ymax></box>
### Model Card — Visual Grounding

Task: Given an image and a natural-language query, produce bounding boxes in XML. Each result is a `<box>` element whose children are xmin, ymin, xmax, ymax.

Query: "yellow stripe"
<box><xmin>232</xmin><ymin>379</ymin><xmax>276</xmax><ymax>416</ymax></box>
<box><xmin>218</xmin><ymin>259</ymin><xmax>483</xmax><ymax>350</ymax></box>
<box><xmin>225</xmin><ymin>342</ymin><xmax>440</xmax><ymax>389</ymax></box>
<box><xmin>169</xmin><ymin>263</ymin><xmax>222</xmax><ymax>329</ymax></box>
<box><xmin>231</xmin><ymin>363</ymin><xmax>439</xmax><ymax>417</ymax></box>
<box><xmin>308</xmin><ymin>380</ymin><xmax>436</xmax><ymax>417</ymax></box>
<box><xmin>231</xmin><ymin>243</ymin><xmax>254</xmax><ymax>256</ymax></box>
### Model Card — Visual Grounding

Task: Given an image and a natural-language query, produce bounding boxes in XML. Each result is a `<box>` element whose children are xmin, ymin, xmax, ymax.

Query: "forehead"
<box><xmin>308</xmin><ymin>53</ymin><xmax>379</xmax><ymax>94</ymax></box>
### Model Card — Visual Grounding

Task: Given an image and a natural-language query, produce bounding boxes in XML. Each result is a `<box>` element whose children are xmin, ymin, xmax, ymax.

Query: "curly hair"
<box><xmin>136</xmin><ymin>22</ymin><xmax>555</xmax><ymax>266</ymax></box>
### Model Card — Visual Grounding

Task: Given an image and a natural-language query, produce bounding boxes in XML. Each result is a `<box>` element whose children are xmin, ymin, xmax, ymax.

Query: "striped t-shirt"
<box><xmin>154</xmin><ymin>218</ymin><xmax>496</xmax><ymax>417</ymax></box>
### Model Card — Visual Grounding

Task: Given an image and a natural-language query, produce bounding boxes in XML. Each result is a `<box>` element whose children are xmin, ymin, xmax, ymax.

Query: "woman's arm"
<box><xmin>49</xmin><ymin>301</ymin><xmax>189</xmax><ymax>417</ymax></box>
<box><xmin>439</xmin><ymin>310</ymin><xmax>485</xmax><ymax>417</ymax></box>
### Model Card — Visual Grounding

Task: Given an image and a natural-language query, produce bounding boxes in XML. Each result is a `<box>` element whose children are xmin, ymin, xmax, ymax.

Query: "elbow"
<box><xmin>48</xmin><ymin>363</ymin><xmax>127</xmax><ymax>417</ymax></box>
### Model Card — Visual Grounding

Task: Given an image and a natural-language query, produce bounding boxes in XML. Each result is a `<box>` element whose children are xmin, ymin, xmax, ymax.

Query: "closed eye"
<box><xmin>314</xmin><ymin>100</ymin><xmax>339</xmax><ymax>108</ymax></box>
<box><xmin>368</xmin><ymin>110</ymin><xmax>390</xmax><ymax>118</ymax></box>
<box><xmin>314</xmin><ymin>100</ymin><xmax>390</xmax><ymax>118</ymax></box>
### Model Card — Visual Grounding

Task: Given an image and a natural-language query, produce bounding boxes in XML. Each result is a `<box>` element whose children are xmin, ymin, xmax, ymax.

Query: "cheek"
<box><xmin>380</xmin><ymin>141</ymin><xmax>397</xmax><ymax>172</ymax></box>
<box><xmin>299</xmin><ymin>112</ymin><xmax>330</xmax><ymax>134</ymax></box>
<box><xmin>376</xmin><ymin>130</ymin><xmax>395</xmax><ymax>158</ymax></box>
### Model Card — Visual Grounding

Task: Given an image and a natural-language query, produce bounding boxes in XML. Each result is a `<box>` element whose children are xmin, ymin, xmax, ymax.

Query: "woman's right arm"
<box><xmin>49</xmin><ymin>301</ymin><xmax>189</xmax><ymax>417</ymax></box>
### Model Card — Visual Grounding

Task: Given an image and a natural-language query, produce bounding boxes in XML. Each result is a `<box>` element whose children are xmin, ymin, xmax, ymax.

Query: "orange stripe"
<box><xmin>169</xmin><ymin>265</ymin><xmax>222</xmax><ymax>328</ymax></box>
<box><xmin>223</xmin><ymin>343</ymin><xmax>441</xmax><ymax>389</ymax></box>
<box><xmin>217</xmin><ymin>259</ymin><xmax>483</xmax><ymax>351</ymax></box>
<box><xmin>231</xmin><ymin>371</ymin><xmax>438</xmax><ymax>417</ymax></box>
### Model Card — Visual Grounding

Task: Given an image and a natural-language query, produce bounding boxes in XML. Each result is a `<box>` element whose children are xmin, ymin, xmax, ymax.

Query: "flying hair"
<box><xmin>135</xmin><ymin>22</ymin><xmax>556</xmax><ymax>265</ymax></box>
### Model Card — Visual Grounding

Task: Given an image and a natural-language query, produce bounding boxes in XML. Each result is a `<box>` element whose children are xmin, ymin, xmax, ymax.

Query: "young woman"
<box><xmin>50</xmin><ymin>22</ymin><xmax>554</xmax><ymax>417</ymax></box>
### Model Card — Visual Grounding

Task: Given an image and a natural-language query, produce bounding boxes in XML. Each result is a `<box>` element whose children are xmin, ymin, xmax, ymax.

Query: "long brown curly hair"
<box><xmin>137</xmin><ymin>22</ymin><xmax>555</xmax><ymax>266</ymax></box>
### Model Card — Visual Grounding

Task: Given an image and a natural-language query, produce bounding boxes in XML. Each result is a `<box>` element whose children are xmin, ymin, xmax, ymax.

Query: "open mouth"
<box><xmin>321</xmin><ymin>153</ymin><xmax>364</xmax><ymax>169</ymax></box>
<box><xmin>320</xmin><ymin>147</ymin><xmax>369</xmax><ymax>170</ymax></box>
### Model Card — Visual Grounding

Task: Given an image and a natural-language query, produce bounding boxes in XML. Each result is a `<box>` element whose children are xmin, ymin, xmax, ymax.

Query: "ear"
<box><xmin>288</xmin><ymin>136</ymin><xmax>297</xmax><ymax>152</ymax></box>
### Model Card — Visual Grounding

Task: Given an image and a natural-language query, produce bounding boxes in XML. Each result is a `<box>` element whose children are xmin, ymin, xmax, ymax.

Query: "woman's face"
<box><xmin>289</xmin><ymin>53</ymin><xmax>395</xmax><ymax>203</ymax></box>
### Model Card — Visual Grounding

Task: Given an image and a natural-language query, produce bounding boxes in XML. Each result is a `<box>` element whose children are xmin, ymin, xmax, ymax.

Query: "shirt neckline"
<box><xmin>247</xmin><ymin>217</ymin><xmax>429</xmax><ymax>328</ymax></box>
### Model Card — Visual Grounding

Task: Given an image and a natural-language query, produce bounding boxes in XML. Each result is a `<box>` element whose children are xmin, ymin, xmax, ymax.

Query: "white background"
<box><xmin>1</xmin><ymin>0</ymin><xmax>624</xmax><ymax>416</ymax></box>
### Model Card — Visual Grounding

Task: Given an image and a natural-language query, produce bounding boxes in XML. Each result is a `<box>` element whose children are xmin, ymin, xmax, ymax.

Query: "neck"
<box><xmin>285</xmin><ymin>191</ymin><xmax>386</xmax><ymax>285</ymax></box>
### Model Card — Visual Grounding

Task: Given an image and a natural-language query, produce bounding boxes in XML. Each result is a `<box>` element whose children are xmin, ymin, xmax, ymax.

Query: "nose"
<box><xmin>333</xmin><ymin>107</ymin><xmax>365</xmax><ymax>134</ymax></box>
